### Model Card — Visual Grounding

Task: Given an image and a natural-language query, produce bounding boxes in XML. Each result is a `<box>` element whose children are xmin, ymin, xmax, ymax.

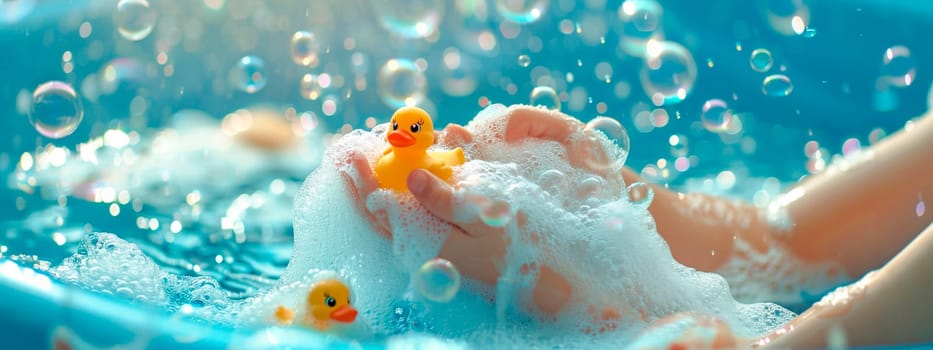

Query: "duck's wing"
<box><xmin>429</xmin><ymin>147</ymin><xmax>466</xmax><ymax>166</ymax></box>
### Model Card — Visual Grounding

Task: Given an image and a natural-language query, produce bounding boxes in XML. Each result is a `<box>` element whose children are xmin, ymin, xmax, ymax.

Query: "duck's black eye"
<box><xmin>392</xmin><ymin>122</ymin><xmax>398</xmax><ymax>131</ymax></box>
<box><xmin>325</xmin><ymin>296</ymin><xmax>336</xmax><ymax>307</ymax></box>
<box><xmin>410</xmin><ymin>123</ymin><xmax>420</xmax><ymax>133</ymax></box>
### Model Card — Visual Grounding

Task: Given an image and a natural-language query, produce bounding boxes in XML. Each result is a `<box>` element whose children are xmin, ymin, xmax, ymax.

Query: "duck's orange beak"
<box><xmin>387</xmin><ymin>130</ymin><xmax>416</xmax><ymax>147</ymax></box>
<box><xmin>329</xmin><ymin>305</ymin><xmax>358</xmax><ymax>323</ymax></box>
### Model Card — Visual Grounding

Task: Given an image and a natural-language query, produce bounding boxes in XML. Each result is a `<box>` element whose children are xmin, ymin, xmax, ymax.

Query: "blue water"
<box><xmin>1</xmin><ymin>0</ymin><xmax>931</xmax><ymax>348</ymax></box>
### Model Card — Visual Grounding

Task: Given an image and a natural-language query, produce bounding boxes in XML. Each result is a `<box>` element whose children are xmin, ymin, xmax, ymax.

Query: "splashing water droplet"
<box><xmin>415</xmin><ymin>258</ymin><xmax>461</xmax><ymax>302</ymax></box>
<box><xmin>626</xmin><ymin>182</ymin><xmax>654</xmax><ymax>206</ymax></box>
<box><xmin>618</xmin><ymin>0</ymin><xmax>664</xmax><ymax>57</ymax></box>
<box><xmin>701</xmin><ymin>99</ymin><xmax>733</xmax><ymax>133</ymax></box>
<box><xmin>290</xmin><ymin>31</ymin><xmax>320</xmax><ymax>67</ymax></box>
<box><xmin>229</xmin><ymin>56</ymin><xmax>267</xmax><ymax>93</ymax></box>
<box><xmin>583</xmin><ymin>116</ymin><xmax>631</xmax><ymax>172</ymax></box>
<box><xmin>529</xmin><ymin>86</ymin><xmax>561</xmax><ymax>110</ymax></box>
<box><xmin>372</xmin><ymin>0</ymin><xmax>444</xmax><ymax>38</ymax></box>
<box><xmin>762</xmin><ymin>74</ymin><xmax>794</xmax><ymax>97</ymax></box>
<box><xmin>517</xmin><ymin>54</ymin><xmax>531</xmax><ymax>67</ymax></box>
<box><xmin>495</xmin><ymin>0</ymin><xmax>549</xmax><ymax>24</ymax></box>
<box><xmin>880</xmin><ymin>46</ymin><xmax>916</xmax><ymax>88</ymax></box>
<box><xmin>378</xmin><ymin>58</ymin><xmax>427</xmax><ymax>108</ymax></box>
<box><xmin>749</xmin><ymin>48</ymin><xmax>774</xmax><ymax>72</ymax></box>
<box><xmin>640</xmin><ymin>41</ymin><xmax>697</xmax><ymax>105</ymax></box>
<box><xmin>114</xmin><ymin>0</ymin><xmax>156</xmax><ymax>41</ymax></box>
<box><xmin>29</xmin><ymin>81</ymin><xmax>84</xmax><ymax>139</ymax></box>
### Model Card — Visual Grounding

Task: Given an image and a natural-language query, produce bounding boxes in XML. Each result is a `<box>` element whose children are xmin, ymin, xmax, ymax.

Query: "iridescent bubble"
<box><xmin>749</xmin><ymin>48</ymin><xmax>774</xmax><ymax>72</ymax></box>
<box><xmin>669</xmin><ymin>134</ymin><xmax>688</xmax><ymax>157</ymax></box>
<box><xmin>371</xmin><ymin>0</ymin><xmax>443</xmax><ymax>38</ymax></box>
<box><xmin>113</xmin><ymin>0</ymin><xmax>156</xmax><ymax>41</ymax></box>
<box><xmin>290</xmin><ymin>31</ymin><xmax>320</xmax><ymax>67</ymax></box>
<box><xmin>626</xmin><ymin>182</ymin><xmax>653</xmax><ymax>206</ymax></box>
<box><xmin>880</xmin><ymin>46</ymin><xmax>916</xmax><ymax>87</ymax></box>
<box><xmin>917</xmin><ymin>198</ymin><xmax>926</xmax><ymax>217</ymax></box>
<box><xmin>480</xmin><ymin>199</ymin><xmax>512</xmax><ymax>227</ymax></box>
<box><xmin>583</xmin><ymin>116</ymin><xmax>631</xmax><ymax>172</ymax></box>
<box><xmin>517</xmin><ymin>54</ymin><xmax>531</xmax><ymax>67</ymax></box>
<box><xmin>640</xmin><ymin>41</ymin><xmax>697</xmax><ymax>105</ymax></box>
<box><xmin>415</xmin><ymin>258</ymin><xmax>461</xmax><ymax>302</ymax></box>
<box><xmin>529</xmin><ymin>86</ymin><xmax>561</xmax><ymax>110</ymax></box>
<box><xmin>495</xmin><ymin>0</ymin><xmax>549</xmax><ymax>24</ymax></box>
<box><xmin>701</xmin><ymin>99</ymin><xmax>733</xmax><ymax>132</ymax></box>
<box><xmin>764</xmin><ymin>0</ymin><xmax>810</xmax><ymax>36</ymax></box>
<box><xmin>299</xmin><ymin>74</ymin><xmax>323</xmax><ymax>100</ymax></box>
<box><xmin>229</xmin><ymin>56</ymin><xmax>266</xmax><ymax>93</ymax></box>
<box><xmin>378</xmin><ymin>58</ymin><xmax>427</xmax><ymax>108</ymax></box>
<box><xmin>762</xmin><ymin>74</ymin><xmax>794</xmax><ymax>97</ymax></box>
<box><xmin>618</xmin><ymin>0</ymin><xmax>664</xmax><ymax>57</ymax></box>
<box><xmin>29</xmin><ymin>81</ymin><xmax>84</xmax><ymax>139</ymax></box>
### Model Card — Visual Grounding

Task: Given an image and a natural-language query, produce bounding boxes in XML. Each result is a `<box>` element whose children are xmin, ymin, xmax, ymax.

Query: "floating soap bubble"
<box><xmin>113</xmin><ymin>0</ymin><xmax>156</xmax><ymax>41</ymax></box>
<box><xmin>480</xmin><ymin>199</ymin><xmax>512</xmax><ymax>227</ymax></box>
<box><xmin>529</xmin><ymin>86</ymin><xmax>560</xmax><ymax>110</ymax></box>
<box><xmin>917</xmin><ymin>198</ymin><xmax>926</xmax><ymax>217</ymax></box>
<box><xmin>669</xmin><ymin>134</ymin><xmax>688</xmax><ymax>157</ymax></box>
<box><xmin>762</xmin><ymin>74</ymin><xmax>794</xmax><ymax>97</ymax></box>
<box><xmin>640</xmin><ymin>40</ymin><xmax>697</xmax><ymax>105</ymax></box>
<box><xmin>290</xmin><ymin>31</ymin><xmax>320</xmax><ymax>67</ymax></box>
<box><xmin>371</xmin><ymin>0</ymin><xmax>443</xmax><ymax>38</ymax></box>
<box><xmin>517</xmin><ymin>54</ymin><xmax>531</xmax><ymax>67</ymax></box>
<box><xmin>618</xmin><ymin>0</ymin><xmax>664</xmax><ymax>57</ymax></box>
<box><xmin>378</xmin><ymin>58</ymin><xmax>427</xmax><ymax>108</ymax></box>
<box><xmin>626</xmin><ymin>182</ymin><xmax>653</xmax><ymax>206</ymax></box>
<box><xmin>583</xmin><ymin>116</ymin><xmax>631</xmax><ymax>172</ymax></box>
<box><xmin>229</xmin><ymin>56</ymin><xmax>267</xmax><ymax>93</ymax></box>
<box><xmin>880</xmin><ymin>46</ymin><xmax>916</xmax><ymax>87</ymax></box>
<box><xmin>701</xmin><ymin>99</ymin><xmax>733</xmax><ymax>132</ymax></box>
<box><xmin>495</xmin><ymin>0</ymin><xmax>549</xmax><ymax>24</ymax></box>
<box><xmin>29</xmin><ymin>81</ymin><xmax>84</xmax><ymax>139</ymax></box>
<box><xmin>415</xmin><ymin>258</ymin><xmax>461</xmax><ymax>302</ymax></box>
<box><xmin>763</xmin><ymin>0</ymin><xmax>810</xmax><ymax>36</ymax></box>
<box><xmin>299</xmin><ymin>74</ymin><xmax>324</xmax><ymax>100</ymax></box>
<box><xmin>749</xmin><ymin>48</ymin><xmax>774</xmax><ymax>72</ymax></box>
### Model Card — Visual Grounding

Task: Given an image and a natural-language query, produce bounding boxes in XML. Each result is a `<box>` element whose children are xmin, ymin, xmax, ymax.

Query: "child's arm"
<box><xmin>761</xmin><ymin>222</ymin><xmax>933</xmax><ymax>348</ymax></box>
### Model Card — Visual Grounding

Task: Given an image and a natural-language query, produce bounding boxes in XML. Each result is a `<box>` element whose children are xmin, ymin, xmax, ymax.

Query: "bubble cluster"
<box><xmin>641</xmin><ymin>41</ymin><xmax>697</xmax><ymax>105</ymax></box>
<box><xmin>749</xmin><ymin>48</ymin><xmax>774</xmax><ymax>72</ymax></box>
<box><xmin>529</xmin><ymin>86</ymin><xmax>561</xmax><ymax>110</ymax></box>
<box><xmin>289</xmin><ymin>31</ymin><xmax>320</xmax><ymax>67</ymax></box>
<box><xmin>495</xmin><ymin>0</ymin><xmax>549</xmax><ymax>24</ymax></box>
<box><xmin>230</xmin><ymin>56</ymin><xmax>267</xmax><ymax>93</ymax></box>
<box><xmin>378</xmin><ymin>58</ymin><xmax>427</xmax><ymax>108</ymax></box>
<box><xmin>880</xmin><ymin>45</ymin><xmax>916</xmax><ymax>87</ymax></box>
<box><xmin>701</xmin><ymin>99</ymin><xmax>733</xmax><ymax>133</ymax></box>
<box><xmin>113</xmin><ymin>0</ymin><xmax>156</xmax><ymax>41</ymax></box>
<box><xmin>762</xmin><ymin>74</ymin><xmax>794</xmax><ymax>97</ymax></box>
<box><xmin>29</xmin><ymin>81</ymin><xmax>84</xmax><ymax>139</ymax></box>
<box><xmin>583</xmin><ymin>116</ymin><xmax>631</xmax><ymax>172</ymax></box>
<box><xmin>415</xmin><ymin>258</ymin><xmax>461</xmax><ymax>302</ymax></box>
<box><xmin>372</xmin><ymin>0</ymin><xmax>444</xmax><ymax>38</ymax></box>
<box><xmin>618</xmin><ymin>0</ymin><xmax>664</xmax><ymax>57</ymax></box>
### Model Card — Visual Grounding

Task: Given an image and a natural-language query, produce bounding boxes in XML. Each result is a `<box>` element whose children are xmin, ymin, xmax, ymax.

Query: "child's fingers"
<box><xmin>505</xmin><ymin>106</ymin><xmax>579</xmax><ymax>143</ymax></box>
<box><xmin>407</xmin><ymin>169</ymin><xmax>505</xmax><ymax>236</ymax></box>
<box><xmin>437</xmin><ymin>124</ymin><xmax>473</xmax><ymax>148</ymax></box>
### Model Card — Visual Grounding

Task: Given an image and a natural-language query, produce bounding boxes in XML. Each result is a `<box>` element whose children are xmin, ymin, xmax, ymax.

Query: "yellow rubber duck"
<box><xmin>274</xmin><ymin>278</ymin><xmax>358</xmax><ymax>331</ymax></box>
<box><xmin>374</xmin><ymin>106</ymin><xmax>466</xmax><ymax>192</ymax></box>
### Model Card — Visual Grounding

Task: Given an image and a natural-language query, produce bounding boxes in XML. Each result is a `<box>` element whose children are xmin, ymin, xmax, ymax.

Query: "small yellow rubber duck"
<box><xmin>374</xmin><ymin>106</ymin><xmax>466</xmax><ymax>192</ymax></box>
<box><xmin>274</xmin><ymin>278</ymin><xmax>358</xmax><ymax>331</ymax></box>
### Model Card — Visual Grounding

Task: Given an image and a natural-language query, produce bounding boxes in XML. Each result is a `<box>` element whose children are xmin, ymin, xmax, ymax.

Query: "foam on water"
<box><xmin>269</xmin><ymin>104</ymin><xmax>794</xmax><ymax>346</ymax></box>
<box><xmin>50</xmin><ymin>232</ymin><xmax>230</xmax><ymax>312</ymax></box>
